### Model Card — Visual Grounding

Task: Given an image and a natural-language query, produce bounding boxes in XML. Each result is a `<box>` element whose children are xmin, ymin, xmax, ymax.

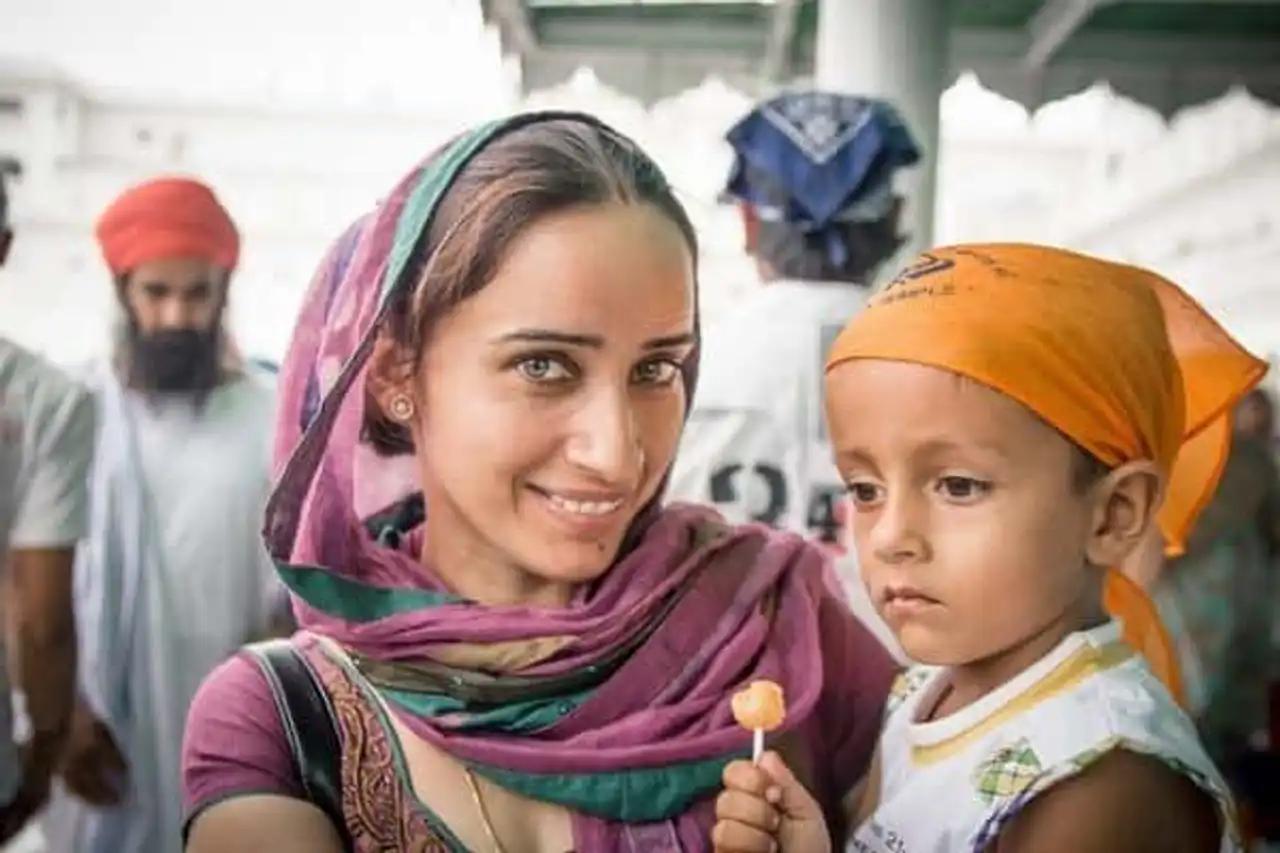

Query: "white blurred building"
<box><xmin>1</xmin><ymin>57</ymin><xmax>1278</xmax><ymax>365</ymax></box>
<box><xmin>0</xmin><ymin>61</ymin><xmax>485</xmax><ymax>363</ymax></box>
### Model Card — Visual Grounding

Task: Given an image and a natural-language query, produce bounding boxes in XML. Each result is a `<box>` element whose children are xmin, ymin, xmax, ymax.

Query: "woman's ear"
<box><xmin>1085</xmin><ymin>460</ymin><xmax>1164</xmax><ymax>569</ymax></box>
<box><xmin>366</xmin><ymin>330</ymin><xmax>417</xmax><ymax>420</ymax></box>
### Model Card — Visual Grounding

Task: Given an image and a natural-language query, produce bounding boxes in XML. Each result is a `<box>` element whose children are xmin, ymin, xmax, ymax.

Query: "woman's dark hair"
<box><xmin>365</xmin><ymin>117</ymin><xmax>699</xmax><ymax>455</ymax></box>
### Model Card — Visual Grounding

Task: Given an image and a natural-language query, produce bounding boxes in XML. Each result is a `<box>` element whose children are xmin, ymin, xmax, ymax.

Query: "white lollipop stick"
<box><xmin>752</xmin><ymin>728</ymin><xmax>764</xmax><ymax>764</ymax></box>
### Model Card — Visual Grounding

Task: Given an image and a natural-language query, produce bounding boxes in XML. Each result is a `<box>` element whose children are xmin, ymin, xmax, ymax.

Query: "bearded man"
<box><xmin>41</xmin><ymin>177</ymin><xmax>282</xmax><ymax>853</ymax></box>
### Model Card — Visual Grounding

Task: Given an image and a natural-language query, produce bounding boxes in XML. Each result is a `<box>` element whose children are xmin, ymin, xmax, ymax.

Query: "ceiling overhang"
<box><xmin>484</xmin><ymin>0</ymin><xmax>1280</xmax><ymax>113</ymax></box>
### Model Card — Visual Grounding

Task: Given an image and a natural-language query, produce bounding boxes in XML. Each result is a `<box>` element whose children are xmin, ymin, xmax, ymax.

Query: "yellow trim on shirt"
<box><xmin>911</xmin><ymin>641</ymin><xmax>1135</xmax><ymax>766</ymax></box>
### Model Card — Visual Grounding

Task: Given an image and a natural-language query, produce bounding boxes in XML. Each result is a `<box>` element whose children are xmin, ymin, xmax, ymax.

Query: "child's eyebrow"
<box><xmin>911</xmin><ymin>438</ymin><xmax>1012</xmax><ymax>462</ymax></box>
<box><xmin>833</xmin><ymin>447</ymin><xmax>877</xmax><ymax>469</ymax></box>
<box><xmin>835</xmin><ymin>439</ymin><xmax>1013</xmax><ymax>469</ymax></box>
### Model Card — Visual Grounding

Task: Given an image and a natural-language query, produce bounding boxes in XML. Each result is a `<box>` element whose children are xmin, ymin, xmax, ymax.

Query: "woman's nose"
<box><xmin>564</xmin><ymin>389</ymin><xmax>643</xmax><ymax>486</ymax></box>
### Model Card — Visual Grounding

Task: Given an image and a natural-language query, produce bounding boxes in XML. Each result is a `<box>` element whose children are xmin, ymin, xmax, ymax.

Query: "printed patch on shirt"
<box><xmin>972</xmin><ymin>737</ymin><xmax>1044</xmax><ymax>805</ymax></box>
<box><xmin>849</xmin><ymin>818</ymin><xmax>909</xmax><ymax>853</ymax></box>
<box><xmin>885</xmin><ymin>668</ymin><xmax>932</xmax><ymax>717</ymax></box>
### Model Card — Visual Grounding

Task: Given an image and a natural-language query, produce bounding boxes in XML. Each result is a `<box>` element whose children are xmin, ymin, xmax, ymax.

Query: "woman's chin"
<box><xmin>523</xmin><ymin>542</ymin><xmax>623</xmax><ymax>587</ymax></box>
<box><xmin>511</xmin><ymin>500</ymin><xmax>635</xmax><ymax>584</ymax></box>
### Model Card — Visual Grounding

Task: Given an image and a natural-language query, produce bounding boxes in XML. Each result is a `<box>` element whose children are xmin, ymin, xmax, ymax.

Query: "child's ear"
<box><xmin>1118</xmin><ymin>527</ymin><xmax>1166</xmax><ymax>588</ymax></box>
<box><xmin>1085</xmin><ymin>460</ymin><xmax>1163</xmax><ymax>568</ymax></box>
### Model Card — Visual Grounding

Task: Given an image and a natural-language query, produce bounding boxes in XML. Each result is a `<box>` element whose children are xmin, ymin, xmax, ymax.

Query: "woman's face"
<box><xmin>408</xmin><ymin>202</ymin><xmax>696</xmax><ymax>604</ymax></box>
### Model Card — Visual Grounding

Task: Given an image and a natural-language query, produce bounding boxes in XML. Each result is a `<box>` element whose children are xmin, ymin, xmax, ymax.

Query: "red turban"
<box><xmin>95</xmin><ymin>177</ymin><xmax>240</xmax><ymax>275</ymax></box>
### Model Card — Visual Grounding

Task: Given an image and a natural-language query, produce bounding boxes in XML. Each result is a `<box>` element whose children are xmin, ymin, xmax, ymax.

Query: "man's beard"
<box><xmin>118</xmin><ymin>317</ymin><xmax>224</xmax><ymax>400</ymax></box>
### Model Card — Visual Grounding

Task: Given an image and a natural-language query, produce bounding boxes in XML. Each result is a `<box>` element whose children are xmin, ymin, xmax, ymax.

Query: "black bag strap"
<box><xmin>245</xmin><ymin>639</ymin><xmax>354</xmax><ymax>851</ymax></box>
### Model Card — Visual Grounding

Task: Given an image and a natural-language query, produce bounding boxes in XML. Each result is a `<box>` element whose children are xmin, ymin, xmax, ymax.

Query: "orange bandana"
<box><xmin>825</xmin><ymin>243</ymin><xmax>1266</xmax><ymax>701</ymax></box>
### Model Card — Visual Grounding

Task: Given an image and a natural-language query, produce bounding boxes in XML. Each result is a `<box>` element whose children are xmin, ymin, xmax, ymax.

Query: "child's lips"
<box><xmin>880</xmin><ymin>586</ymin><xmax>941</xmax><ymax>618</ymax></box>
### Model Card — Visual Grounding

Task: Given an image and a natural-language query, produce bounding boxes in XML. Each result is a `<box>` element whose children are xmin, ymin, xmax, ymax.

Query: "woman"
<box><xmin>179</xmin><ymin>113</ymin><xmax>896</xmax><ymax>851</ymax></box>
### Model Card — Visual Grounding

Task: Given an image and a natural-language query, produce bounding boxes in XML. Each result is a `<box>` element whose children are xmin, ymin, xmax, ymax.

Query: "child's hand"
<box><xmin>712</xmin><ymin>751</ymin><xmax>832</xmax><ymax>853</ymax></box>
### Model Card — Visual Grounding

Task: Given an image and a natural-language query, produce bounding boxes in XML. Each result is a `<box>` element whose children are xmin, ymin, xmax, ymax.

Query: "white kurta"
<box><xmin>39</xmin><ymin>367</ymin><xmax>278</xmax><ymax>853</ymax></box>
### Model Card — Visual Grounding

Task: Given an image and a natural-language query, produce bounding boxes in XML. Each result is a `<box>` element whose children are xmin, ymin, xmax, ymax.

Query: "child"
<box><xmin>711</xmin><ymin>244</ymin><xmax>1265</xmax><ymax>853</ymax></box>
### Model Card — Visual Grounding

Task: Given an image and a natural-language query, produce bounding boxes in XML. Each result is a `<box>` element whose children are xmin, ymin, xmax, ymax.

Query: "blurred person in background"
<box><xmin>41</xmin><ymin>177</ymin><xmax>284</xmax><ymax>853</ymax></box>
<box><xmin>665</xmin><ymin>92</ymin><xmax>920</xmax><ymax>652</ymax></box>
<box><xmin>1151</xmin><ymin>420</ymin><xmax>1279</xmax><ymax>759</ymax></box>
<box><xmin>668</xmin><ymin>92</ymin><xmax>919</xmax><ymax>545</ymax></box>
<box><xmin>246</xmin><ymin>357</ymin><xmax>279</xmax><ymax>379</ymax></box>
<box><xmin>1142</xmin><ymin>392</ymin><xmax>1280</xmax><ymax>843</ymax></box>
<box><xmin>0</xmin><ymin>165</ymin><xmax>92</xmax><ymax>847</ymax></box>
<box><xmin>1236</xmin><ymin>387</ymin><xmax>1276</xmax><ymax>459</ymax></box>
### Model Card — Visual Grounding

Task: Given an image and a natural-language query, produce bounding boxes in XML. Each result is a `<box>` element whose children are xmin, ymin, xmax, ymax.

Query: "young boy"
<box><xmin>712</xmin><ymin>244</ymin><xmax>1264</xmax><ymax>853</ymax></box>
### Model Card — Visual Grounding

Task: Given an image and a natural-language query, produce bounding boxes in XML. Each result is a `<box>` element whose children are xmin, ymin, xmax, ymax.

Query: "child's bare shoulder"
<box><xmin>990</xmin><ymin>749</ymin><xmax>1222</xmax><ymax>853</ymax></box>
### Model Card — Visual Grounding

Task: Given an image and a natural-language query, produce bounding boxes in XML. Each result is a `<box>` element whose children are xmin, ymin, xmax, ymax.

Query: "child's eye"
<box><xmin>846</xmin><ymin>481</ymin><xmax>884</xmax><ymax>507</ymax></box>
<box><xmin>935</xmin><ymin>476</ymin><xmax>992</xmax><ymax>502</ymax></box>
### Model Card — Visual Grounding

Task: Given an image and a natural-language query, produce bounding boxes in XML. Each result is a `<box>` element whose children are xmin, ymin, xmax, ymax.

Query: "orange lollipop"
<box><xmin>732</xmin><ymin>680</ymin><xmax>786</xmax><ymax>762</ymax></box>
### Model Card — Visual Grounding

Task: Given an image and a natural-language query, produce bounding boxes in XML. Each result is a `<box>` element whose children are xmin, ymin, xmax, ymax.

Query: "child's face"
<box><xmin>825</xmin><ymin>359</ymin><xmax>1107</xmax><ymax>667</ymax></box>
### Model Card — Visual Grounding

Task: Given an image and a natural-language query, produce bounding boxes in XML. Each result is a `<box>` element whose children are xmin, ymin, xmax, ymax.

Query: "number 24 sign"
<box><xmin>708</xmin><ymin>464</ymin><xmax>849</xmax><ymax>553</ymax></box>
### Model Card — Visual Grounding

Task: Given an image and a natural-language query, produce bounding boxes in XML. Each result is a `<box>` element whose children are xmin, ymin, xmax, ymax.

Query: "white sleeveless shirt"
<box><xmin>849</xmin><ymin>621</ymin><xmax>1242</xmax><ymax>853</ymax></box>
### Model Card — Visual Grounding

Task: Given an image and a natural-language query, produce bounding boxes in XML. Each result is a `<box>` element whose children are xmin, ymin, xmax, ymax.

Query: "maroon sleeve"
<box><xmin>814</xmin><ymin>584</ymin><xmax>899</xmax><ymax>801</ymax></box>
<box><xmin>181</xmin><ymin>651</ymin><xmax>305</xmax><ymax>830</ymax></box>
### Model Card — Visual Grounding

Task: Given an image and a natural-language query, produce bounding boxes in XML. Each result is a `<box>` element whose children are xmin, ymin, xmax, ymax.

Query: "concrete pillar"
<box><xmin>815</xmin><ymin>0</ymin><xmax>948</xmax><ymax>259</ymax></box>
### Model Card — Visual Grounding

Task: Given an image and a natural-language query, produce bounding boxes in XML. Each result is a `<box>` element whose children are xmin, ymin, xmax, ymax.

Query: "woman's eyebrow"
<box><xmin>492</xmin><ymin>329</ymin><xmax>696</xmax><ymax>351</ymax></box>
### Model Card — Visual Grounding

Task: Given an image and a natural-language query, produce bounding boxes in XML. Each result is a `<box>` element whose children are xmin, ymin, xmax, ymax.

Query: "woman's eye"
<box><xmin>633</xmin><ymin>359</ymin><xmax>681</xmax><ymax>386</ymax></box>
<box><xmin>516</xmin><ymin>356</ymin><xmax>572</xmax><ymax>382</ymax></box>
<box><xmin>936</xmin><ymin>476</ymin><xmax>991</xmax><ymax>501</ymax></box>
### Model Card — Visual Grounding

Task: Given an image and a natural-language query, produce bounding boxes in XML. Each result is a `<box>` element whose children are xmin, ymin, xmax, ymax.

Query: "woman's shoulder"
<box><xmin>182</xmin><ymin>640</ymin><xmax>311</xmax><ymax>818</ymax></box>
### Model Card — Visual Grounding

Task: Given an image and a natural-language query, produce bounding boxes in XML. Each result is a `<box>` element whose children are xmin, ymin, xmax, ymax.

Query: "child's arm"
<box><xmin>713</xmin><ymin>752</ymin><xmax>833</xmax><ymax>853</ymax></box>
<box><xmin>989</xmin><ymin>750</ymin><xmax>1221</xmax><ymax>853</ymax></box>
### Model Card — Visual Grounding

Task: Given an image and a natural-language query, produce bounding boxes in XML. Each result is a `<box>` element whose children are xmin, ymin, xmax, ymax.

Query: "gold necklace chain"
<box><xmin>464</xmin><ymin>766</ymin><xmax>510</xmax><ymax>853</ymax></box>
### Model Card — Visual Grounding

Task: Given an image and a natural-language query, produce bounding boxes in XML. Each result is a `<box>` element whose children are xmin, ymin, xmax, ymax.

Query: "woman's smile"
<box><xmin>528</xmin><ymin>484</ymin><xmax>629</xmax><ymax>537</ymax></box>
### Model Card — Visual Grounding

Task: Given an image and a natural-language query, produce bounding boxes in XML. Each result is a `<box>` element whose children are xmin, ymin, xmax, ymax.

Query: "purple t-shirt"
<box><xmin>181</xmin><ymin>595</ymin><xmax>897</xmax><ymax>832</ymax></box>
<box><xmin>182</xmin><ymin>635</ymin><xmax>314</xmax><ymax>812</ymax></box>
